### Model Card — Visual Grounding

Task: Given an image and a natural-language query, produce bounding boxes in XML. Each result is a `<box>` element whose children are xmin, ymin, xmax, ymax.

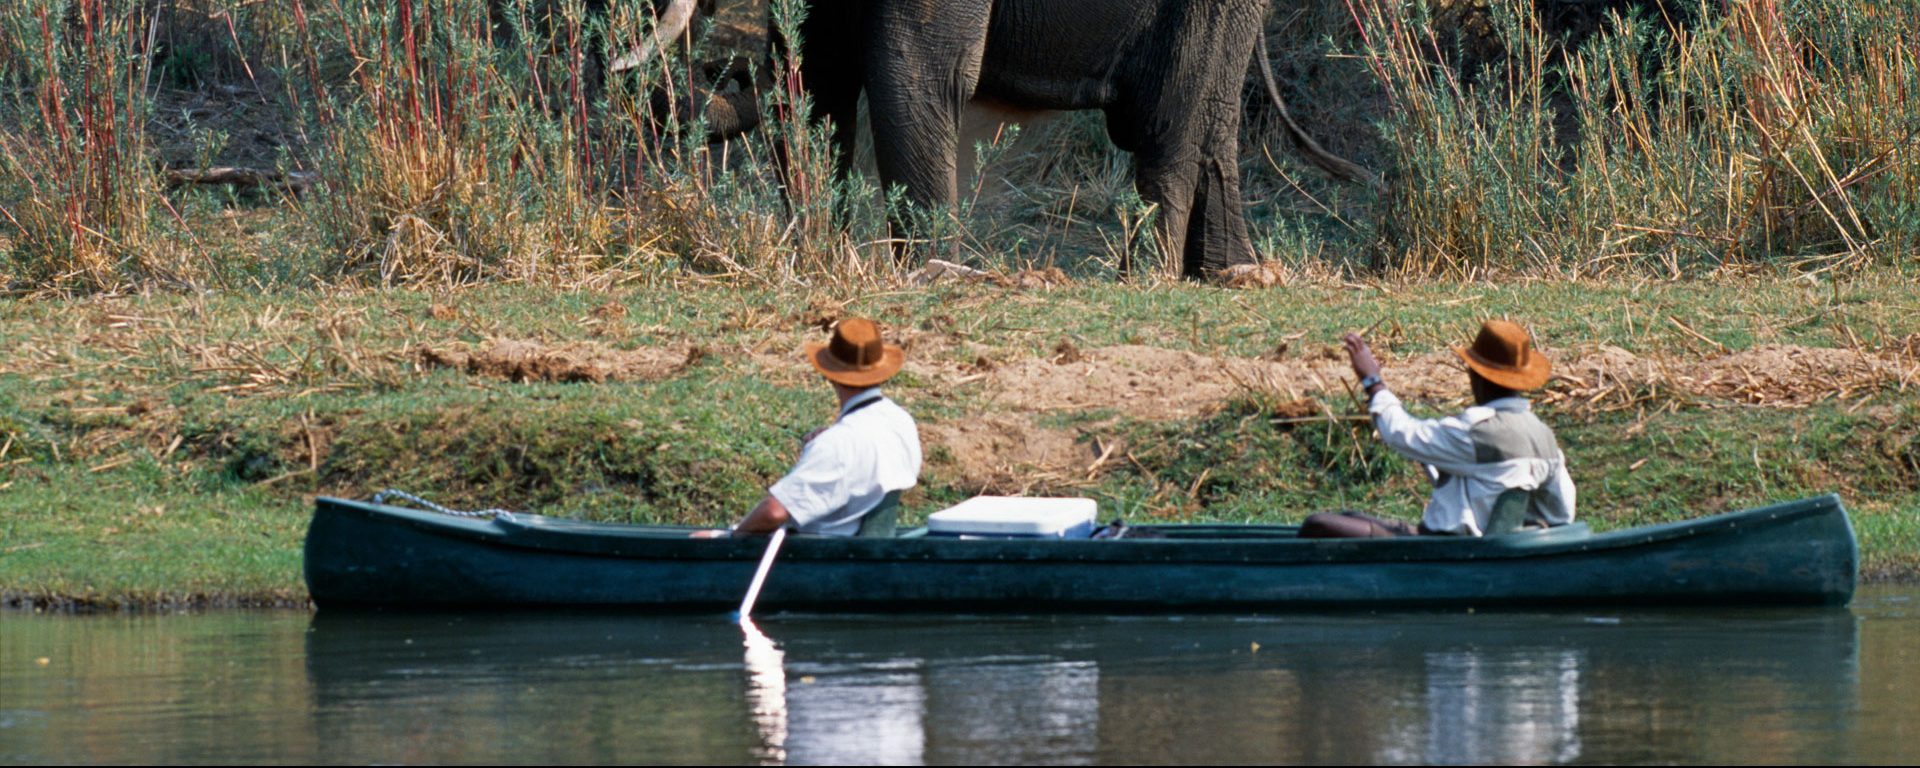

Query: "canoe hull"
<box><xmin>304</xmin><ymin>495</ymin><xmax>1857</xmax><ymax>610</ymax></box>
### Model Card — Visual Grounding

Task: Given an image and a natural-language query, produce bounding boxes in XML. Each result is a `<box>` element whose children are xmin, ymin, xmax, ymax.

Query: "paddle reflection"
<box><xmin>741</xmin><ymin>619</ymin><xmax>787</xmax><ymax>764</ymax></box>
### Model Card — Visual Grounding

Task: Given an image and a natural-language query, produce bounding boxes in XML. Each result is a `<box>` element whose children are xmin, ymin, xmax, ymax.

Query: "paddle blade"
<box><xmin>736</xmin><ymin>527</ymin><xmax>788</xmax><ymax>621</ymax></box>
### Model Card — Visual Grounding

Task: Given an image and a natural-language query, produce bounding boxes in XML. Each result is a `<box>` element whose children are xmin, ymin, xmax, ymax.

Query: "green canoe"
<box><xmin>303</xmin><ymin>494</ymin><xmax>1857</xmax><ymax>611</ymax></box>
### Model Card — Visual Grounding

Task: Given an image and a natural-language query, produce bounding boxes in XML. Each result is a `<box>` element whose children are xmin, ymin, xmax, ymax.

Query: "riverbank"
<box><xmin>3</xmin><ymin>275</ymin><xmax>1917</xmax><ymax>609</ymax></box>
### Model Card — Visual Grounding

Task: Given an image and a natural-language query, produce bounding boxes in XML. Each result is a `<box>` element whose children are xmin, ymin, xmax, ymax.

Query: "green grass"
<box><xmin>0</xmin><ymin>462</ymin><xmax>309</xmax><ymax>608</ymax></box>
<box><xmin>2</xmin><ymin>276</ymin><xmax>1916</xmax><ymax>606</ymax></box>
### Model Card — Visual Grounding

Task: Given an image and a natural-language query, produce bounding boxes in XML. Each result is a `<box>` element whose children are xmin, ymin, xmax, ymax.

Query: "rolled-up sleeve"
<box><xmin>1368</xmin><ymin>389</ymin><xmax>1476</xmax><ymax>467</ymax></box>
<box><xmin>768</xmin><ymin>433</ymin><xmax>852</xmax><ymax>529</ymax></box>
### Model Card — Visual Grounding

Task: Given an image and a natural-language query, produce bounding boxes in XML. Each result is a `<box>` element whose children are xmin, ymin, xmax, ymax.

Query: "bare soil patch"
<box><xmin>417</xmin><ymin>339</ymin><xmax>696</xmax><ymax>383</ymax></box>
<box><xmin>980</xmin><ymin>345</ymin><xmax>1350</xmax><ymax>419</ymax></box>
<box><xmin>416</xmin><ymin>332</ymin><xmax>1900</xmax><ymax>478</ymax></box>
<box><xmin>972</xmin><ymin>342</ymin><xmax>1902</xmax><ymax>417</ymax></box>
<box><xmin>920</xmin><ymin>415</ymin><xmax>1097</xmax><ymax>494</ymax></box>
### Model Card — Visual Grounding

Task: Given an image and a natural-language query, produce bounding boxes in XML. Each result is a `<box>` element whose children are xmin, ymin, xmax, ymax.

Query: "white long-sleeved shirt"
<box><xmin>768</xmin><ymin>389</ymin><xmax>922</xmax><ymax>536</ymax></box>
<box><xmin>1369</xmin><ymin>389</ymin><xmax>1576</xmax><ymax>536</ymax></box>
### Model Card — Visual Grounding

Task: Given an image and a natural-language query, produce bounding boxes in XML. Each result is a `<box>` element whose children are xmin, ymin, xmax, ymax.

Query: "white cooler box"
<box><xmin>927</xmin><ymin>496</ymin><xmax>1098</xmax><ymax>539</ymax></box>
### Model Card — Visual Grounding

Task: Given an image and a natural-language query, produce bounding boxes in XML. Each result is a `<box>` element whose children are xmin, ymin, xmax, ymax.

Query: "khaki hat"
<box><xmin>1453</xmin><ymin>320</ymin><xmax>1552</xmax><ymax>391</ymax></box>
<box><xmin>806</xmin><ymin>317</ymin><xmax>904</xmax><ymax>388</ymax></box>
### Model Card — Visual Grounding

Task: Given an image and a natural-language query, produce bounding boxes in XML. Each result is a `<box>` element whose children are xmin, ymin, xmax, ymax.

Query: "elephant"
<box><xmin>622</xmin><ymin>0</ymin><xmax>1373</xmax><ymax>279</ymax></box>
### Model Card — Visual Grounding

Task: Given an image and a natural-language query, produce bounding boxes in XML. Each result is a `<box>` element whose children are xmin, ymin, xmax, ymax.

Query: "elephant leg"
<box><xmin>1131</xmin><ymin>147</ymin><xmax>1198</xmax><ymax>277</ymax></box>
<box><xmin>1184</xmin><ymin>127</ymin><xmax>1258</xmax><ymax>277</ymax></box>
<box><xmin>1130</xmin><ymin>120</ymin><xmax>1257</xmax><ymax>279</ymax></box>
<box><xmin>1108</xmin><ymin>1</ymin><xmax>1263</xmax><ymax>279</ymax></box>
<box><xmin>864</xmin><ymin>0</ymin><xmax>992</xmax><ymax>255</ymax></box>
<box><xmin>764</xmin><ymin>0</ymin><xmax>865</xmax><ymax>193</ymax></box>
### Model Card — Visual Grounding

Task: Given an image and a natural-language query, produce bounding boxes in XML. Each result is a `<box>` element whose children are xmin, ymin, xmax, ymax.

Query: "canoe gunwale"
<box><xmin>310</xmin><ymin>493</ymin><xmax>1848</xmax><ymax>567</ymax></box>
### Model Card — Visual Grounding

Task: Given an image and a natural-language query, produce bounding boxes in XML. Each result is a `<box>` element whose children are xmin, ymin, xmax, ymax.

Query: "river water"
<box><xmin>4</xmin><ymin>587</ymin><xmax>1918</xmax><ymax>764</ymax></box>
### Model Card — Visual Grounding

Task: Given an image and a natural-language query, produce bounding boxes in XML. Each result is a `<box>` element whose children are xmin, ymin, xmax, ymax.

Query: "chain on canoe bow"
<box><xmin>369</xmin><ymin>489</ymin><xmax>515</xmax><ymax>519</ymax></box>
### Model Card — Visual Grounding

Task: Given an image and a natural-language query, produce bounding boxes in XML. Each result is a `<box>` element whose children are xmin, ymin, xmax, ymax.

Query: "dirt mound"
<box><xmin>979</xmin><ymin>343</ymin><xmax>1511</xmax><ymax>418</ymax></box>
<box><xmin>920</xmin><ymin>415</ymin><xmax>1095</xmax><ymax>493</ymax></box>
<box><xmin>975</xmin><ymin>342</ymin><xmax>1898</xmax><ymax>416</ymax></box>
<box><xmin>1683</xmin><ymin>345</ymin><xmax>1895</xmax><ymax>405</ymax></box>
<box><xmin>984</xmin><ymin>345</ymin><xmax>1246</xmax><ymax>418</ymax></box>
<box><xmin>418</xmin><ymin>339</ymin><xmax>696</xmax><ymax>383</ymax></box>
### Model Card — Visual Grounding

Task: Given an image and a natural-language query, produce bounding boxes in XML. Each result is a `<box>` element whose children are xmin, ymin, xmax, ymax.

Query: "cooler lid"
<box><xmin>927</xmin><ymin>496</ymin><xmax>1098</xmax><ymax>535</ymax></box>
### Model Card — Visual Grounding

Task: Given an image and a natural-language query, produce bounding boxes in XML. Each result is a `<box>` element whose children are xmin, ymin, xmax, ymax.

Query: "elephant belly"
<box><xmin>958</xmin><ymin>99</ymin><xmax>1062</xmax><ymax>187</ymax></box>
<box><xmin>844</xmin><ymin>98</ymin><xmax>1059</xmax><ymax>194</ymax></box>
<box><xmin>975</xmin><ymin>0</ymin><xmax>1144</xmax><ymax>110</ymax></box>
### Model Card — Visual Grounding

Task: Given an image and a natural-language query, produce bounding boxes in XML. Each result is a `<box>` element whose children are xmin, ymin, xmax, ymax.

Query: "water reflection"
<box><xmin>740</xmin><ymin>618</ymin><xmax>1099</xmax><ymax>765</ymax></box>
<box><xmin>7</xmin><ymin>597</ymin><xmax>1909</xmax><ymax>764</ymax></box>
<box><xmin>631</xmin><ymin>608</ymin><xmax>1854</xmax><ymax>765</ymax></box>
<box><xmin>741</xmin><ymin>619</ymin><xmax>787</xmax><ymax>763</ymax></box>
<box><xmin>1412</xmin><ymin>648</ymin><xmax>1582</xmax><ymax>764</ymax></box>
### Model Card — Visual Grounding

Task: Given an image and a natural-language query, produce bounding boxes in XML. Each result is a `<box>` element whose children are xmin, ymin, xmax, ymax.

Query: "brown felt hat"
<box><xmin>1454</xmin><ymin>320</ymin><xmax>1552</xmax><ymax>391</ymax></box>
<box><xmin>806</xmin><ymin>317</ymin><xmax>904</xmax><ymax>388</ymax></box>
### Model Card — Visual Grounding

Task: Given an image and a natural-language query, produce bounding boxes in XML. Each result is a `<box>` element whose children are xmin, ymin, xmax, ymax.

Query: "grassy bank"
<box><xmin>2</xmin><ymin>276</ymin><xmax>1917</xmax><ymax>607</ymax></box>
<box><xmin>2</xmin><ymin>1</ymin><xmax>1916</xmax><ymax>607</ymax></box>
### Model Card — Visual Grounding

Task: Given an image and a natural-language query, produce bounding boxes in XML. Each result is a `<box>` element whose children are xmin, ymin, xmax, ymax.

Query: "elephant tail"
<box><xmin>1255</xmin><ymin>33</ymin><xmax>1385</xmax><ymax>194</ymax></box>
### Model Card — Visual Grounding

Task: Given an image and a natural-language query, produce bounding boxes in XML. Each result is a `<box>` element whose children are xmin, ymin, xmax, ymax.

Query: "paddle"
<box><xmin>734</xmin><ymin>527</ymin><xmax>788</xmax><ymax>621</ymax></box>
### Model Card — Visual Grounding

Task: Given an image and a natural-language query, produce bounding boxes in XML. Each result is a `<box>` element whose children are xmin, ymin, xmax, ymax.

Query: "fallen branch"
<box><xmin>164</xmin><ymin>167</ymin><xmax>316</xmax><ymax>193</ymax></box>
<box><xmin>911</xmin><ymin>258</ymin><xmax>1006</xmax><ymax>286</ymax></box>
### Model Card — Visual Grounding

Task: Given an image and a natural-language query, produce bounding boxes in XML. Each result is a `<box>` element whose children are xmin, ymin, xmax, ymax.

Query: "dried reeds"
<box><xmin>1345</xmin><ymin>0</ymin><xmax>1920</xmax><ymax>276</ymax></box>
<box><xmin>0</xmin><ymin>1</ymin><xmax>185</xmax><ymax>292</ymax></box>
<box><xmin>3</xmin><ymin>0</ymin><xmax>1917</xmax><ymax>293</ymax></box>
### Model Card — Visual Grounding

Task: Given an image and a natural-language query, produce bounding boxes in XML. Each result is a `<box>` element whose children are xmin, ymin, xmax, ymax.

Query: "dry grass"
<box><xmin>2</xmin><ymin>0</ymin><xmax>1917</xmax><ymax>293</ymax></box>
<box><xmin>1349</xmin><ymin>0</ymin><xmax>1919</xmax><ymax>276</ymax></box>
<box><xmin>0</xmin><ymin>1</ymin><xmax>176</xmax><ymax>291</ymax></box>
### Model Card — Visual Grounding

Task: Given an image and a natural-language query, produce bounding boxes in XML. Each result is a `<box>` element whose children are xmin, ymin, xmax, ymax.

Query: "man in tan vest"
<box><xmin>1303</xmin><ymin>320</ymin><xmax>1576</xmax><ymax>538</ymax></box>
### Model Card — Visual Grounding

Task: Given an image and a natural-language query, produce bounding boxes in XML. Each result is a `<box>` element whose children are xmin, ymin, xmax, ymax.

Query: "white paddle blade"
<box><xmin>737</xmin><ymin>527</ymin><xmax>788</xmax><ymax>621</ymax></box>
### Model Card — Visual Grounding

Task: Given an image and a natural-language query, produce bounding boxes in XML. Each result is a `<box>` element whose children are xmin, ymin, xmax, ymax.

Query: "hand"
<box><xmin>1344</xmin><ymin>332</ymin><xmax>1382</xmax><ymax>381</ymax></box>
<box><xmin>689</xmin><ymin>528</ymin><xmax>730</xmax><ymax>539</ymax></box>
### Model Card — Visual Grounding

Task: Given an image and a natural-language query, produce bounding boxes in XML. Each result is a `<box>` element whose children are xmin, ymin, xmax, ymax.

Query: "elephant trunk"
<box><xmin>609</xmin><ymin>0</ymin><xmax>698</xmax><ymax>74</ymax></box>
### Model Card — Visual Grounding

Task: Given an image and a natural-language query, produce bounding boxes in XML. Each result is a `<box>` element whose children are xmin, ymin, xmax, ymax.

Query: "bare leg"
<box><xmin>1300</xmin><ymin>511</ymin><xmax>1421</xmax><ymax>539</ymax></box>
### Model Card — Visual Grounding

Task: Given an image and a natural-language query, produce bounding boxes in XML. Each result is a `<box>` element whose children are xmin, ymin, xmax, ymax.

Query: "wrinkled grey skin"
<box><xmin>790</xmin><ymin>0</ymin><xmax>1274</xmax><ymax>278</ymax></box>
<box><xmin>635</xmin><ymin>1</ymin><xmax>1367</xmax><ymax>277</ymax></box>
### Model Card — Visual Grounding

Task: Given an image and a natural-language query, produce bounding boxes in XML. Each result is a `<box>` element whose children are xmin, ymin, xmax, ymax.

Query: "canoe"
<box><xmin>303</xmin><ymin>494</ymin><xmax>1858</xmax><ymax>611</ymax></box>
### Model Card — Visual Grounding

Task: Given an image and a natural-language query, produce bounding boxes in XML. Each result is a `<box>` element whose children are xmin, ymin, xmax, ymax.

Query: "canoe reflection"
<box><xmin>304</xmin><ymin>608</ymin><xmax>1855</xmax><ymax>764</ymax></box>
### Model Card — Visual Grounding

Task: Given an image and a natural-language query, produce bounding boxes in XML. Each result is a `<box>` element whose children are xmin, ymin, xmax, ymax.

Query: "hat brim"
<box><xmin>806</xmin><ymin>341</ymin><xmax>905</xmax><ymax>388</ymax></box>
<box><xmin>1454</xmin><ymin>345</ymin><xmax>1552</xmax><ymax>391</ymax></box>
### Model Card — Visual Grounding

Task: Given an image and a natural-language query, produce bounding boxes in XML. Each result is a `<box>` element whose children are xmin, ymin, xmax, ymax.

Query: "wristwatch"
<box><xmin>1358</xmin><ymin>374</ymin><xmax>1383</xmax><ymax>393</ymax></box>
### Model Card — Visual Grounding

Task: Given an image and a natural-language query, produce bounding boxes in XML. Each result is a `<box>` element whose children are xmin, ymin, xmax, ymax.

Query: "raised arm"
<box><xmin>1345</xmin><ymin>331</ymin><xmax>1476</xmax><ymax>468</ymax></box>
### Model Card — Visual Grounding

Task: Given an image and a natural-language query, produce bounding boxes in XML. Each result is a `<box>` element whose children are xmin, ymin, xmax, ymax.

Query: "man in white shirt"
<box><xmin>694</xmin><ymin>317</ymin><xmax>923</xmax><ymax>538</ymax></box>
<box><xmin>1302</xmin><ymin>320</ymin><xmax>1576</xmax><ymax>538</ymax></box>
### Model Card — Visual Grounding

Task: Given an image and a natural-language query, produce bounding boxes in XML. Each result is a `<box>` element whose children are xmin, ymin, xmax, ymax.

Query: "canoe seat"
<box><xmin>1484</xmin><ymin>488</ymin><xmax>1542</xmax><ymax>536</ymax></box>
<box><xmin>854</xmin><ymin>491</ymin><xmax>903</xmax><ymax>538</ymax></box>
